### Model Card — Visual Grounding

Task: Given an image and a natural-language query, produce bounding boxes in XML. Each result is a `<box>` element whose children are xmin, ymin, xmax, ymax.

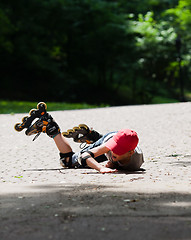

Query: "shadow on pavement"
<box><xmin>1</xmin><ymin>183</ymin><xmax>191</xmax><ymax>240</ymax></box>
<box><xmin>23</xmin><ymin>168</ymin><xmax>146</xmax><ymax>175</ymax></box>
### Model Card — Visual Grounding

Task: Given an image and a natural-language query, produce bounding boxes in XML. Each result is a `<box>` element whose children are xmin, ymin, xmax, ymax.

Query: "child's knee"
<box><xmin>59</xmin><ymin>152</ymin><xmax>80</xmax><ymax>168</ymax></box>
<box><xmin>59</xmin><ymin>152</ymin><xmax>74</xmax><ymax>168</ymax></box>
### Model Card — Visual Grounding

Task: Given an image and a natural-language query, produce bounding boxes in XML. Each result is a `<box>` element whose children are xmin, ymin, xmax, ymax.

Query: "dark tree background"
<box><xmin>0</xmin><ymin>0</ymin><xmax>190</xmax><ymax>105</ymax></box>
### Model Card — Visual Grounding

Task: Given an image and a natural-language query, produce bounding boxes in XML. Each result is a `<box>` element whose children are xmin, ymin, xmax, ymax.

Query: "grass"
<box><xmin>0</xmin><ymin>100</ymin><xmax>108</xmax><ymax>114</ymax></box>
<box><xmin>1</xmin><ymin>94</ymin><xmax>190</xmax><ymax>114</ymax></box>
<box><xmin>152</xmin><ymin>90</ymin><xmax>191</xmax><ymax>104</ymax></box>
<box><xmin>151</xmin><ymin>96</ymin><xmax>179</xmax><ymax>104</ymax></box>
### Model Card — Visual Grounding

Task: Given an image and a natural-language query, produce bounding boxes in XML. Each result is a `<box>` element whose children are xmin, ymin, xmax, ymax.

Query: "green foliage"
<box><xmin>0</xmin><ymin>0</ymin><xmax>190</xmax><ymax>105</ymax></box>
<box><xmin>164</xmin><ymin>0</ymin><xmax>191</xmax><ymax>92</ymax></box>
<box><xmin>130</xmin><ymin>11</ymin><xmax>178</xmax><ymax>100</ymax></box>
<box><xmin>0</xmin><ymin>8</ymin><xmax>14</xmax><ymax>52</ymax></box>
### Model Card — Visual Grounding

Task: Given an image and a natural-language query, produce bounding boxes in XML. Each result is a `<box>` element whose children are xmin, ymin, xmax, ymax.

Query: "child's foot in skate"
<box><xmin>62</xmin><ymin>124</ymin><xmax>102</xmax><ymax>144</ymax></box>
<box><xmin>25</xmin><ymin>113</ymin><xmax>60</xmax><ymax>140</ymax></box>
<box><xmin>14</xmin><ymin>102</ymin><xmax>60</xmax><ymax>140</ymax></box>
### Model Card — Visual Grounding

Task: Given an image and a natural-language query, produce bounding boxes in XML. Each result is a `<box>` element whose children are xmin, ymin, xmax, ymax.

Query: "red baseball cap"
<box><xmin>105</xmin><ymin>129</ymin><xmax>139</xmax><ymax>155</ymax></box>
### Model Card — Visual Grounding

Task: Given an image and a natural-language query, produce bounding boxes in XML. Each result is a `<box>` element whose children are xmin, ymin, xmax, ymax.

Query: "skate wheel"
<box><xmin>67</xmin><ymin>129</ymin><xmax>74</xmax><ymax>134</ymax></box>
<box><xmin>14</xmin><ymin>123</ymin><xmax>23</xmax><ymax>132</ymax></box>
<box><xmin>78</xmin><ymin>124</ymin><xmax>89</xmax><ymax>130</ymax></box>
<box><xmin>62</xmin><ymin>131</ymin><xmax>68</xmax><ymax>137</ymax></box>
<box><xmin>73</xmin><ymin>126</ymin><xmax>80</xmax><ymax>132</ymax></box>
<box><xmin>29</xmin><ymin>109</ymin><xmax>37</xmax><ymax>116</ymax></box>
<box><xmin>62</xmin><ymin>129</ymin><xmax>74</xmax><ymax>137</ymax></box>
<box><xmin>22</xmin><ymin>116</ymin><xmax>28</xmax><ymax>123</ymax></box>
<box><xmin>37</xmin><ymin>102</ymin><xmax>47</xmax><ymax>110</ymax></box>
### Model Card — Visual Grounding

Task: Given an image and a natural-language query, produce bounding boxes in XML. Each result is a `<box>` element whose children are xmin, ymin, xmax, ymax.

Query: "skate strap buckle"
<box><xmin>80</xmin><ymin>142</ymin><xmax>87</xmax><ymax>149</ymax></box>
<box><xmin>32</xmin><ymin>132</ymin><xmax>41</xmax><ymax>141</ymax></box>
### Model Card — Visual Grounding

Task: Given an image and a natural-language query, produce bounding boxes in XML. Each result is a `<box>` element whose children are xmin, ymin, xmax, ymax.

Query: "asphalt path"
<box><xmin>0</xmin><ymin>102</ymin><xmax>191</xmax><ymax>240</ymax></box>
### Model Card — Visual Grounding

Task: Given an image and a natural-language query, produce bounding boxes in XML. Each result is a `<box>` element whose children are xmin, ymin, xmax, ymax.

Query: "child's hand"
<box><xmin>99</xmin><ymin>167</ymin><xmax>118</xmax><ymax>174</ymax></box>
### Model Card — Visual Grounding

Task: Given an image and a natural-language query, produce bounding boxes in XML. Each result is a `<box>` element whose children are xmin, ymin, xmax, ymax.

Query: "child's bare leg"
<box><xmin>31</xmin><ymin>111</ymin><xmax>78</xmax><ymax>168</ymax></box>
<box><xmin>54</xmin><ymin>133</ymin><xmax>72</xmax><ymax>153</ymax></box>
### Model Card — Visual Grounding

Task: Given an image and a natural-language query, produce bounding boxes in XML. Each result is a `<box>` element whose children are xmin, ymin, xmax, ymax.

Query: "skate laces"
<box><xmin>30</xmin><ymin>118</ymin><xmax>49</xmax><ymax>141</ymax></box>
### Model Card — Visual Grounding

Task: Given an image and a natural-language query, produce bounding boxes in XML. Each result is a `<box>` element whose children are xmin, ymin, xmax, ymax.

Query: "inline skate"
<box><xmin>62</xmin><ymin>124</ymin><xmax>102</xmax><ymax>144</ymax></box>
<box><xmin>14</xmin><ymin>102</ymin><xmax>60</xmax><ymax>140</ymax></box>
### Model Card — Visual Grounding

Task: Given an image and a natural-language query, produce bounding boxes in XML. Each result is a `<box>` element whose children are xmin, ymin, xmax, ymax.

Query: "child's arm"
<box><xmin>81</xmin><ymin>145</ymin><xmax>117</xmax><ymax>173</ymax></box>
<box><xmin>86</xmin><ymin>157</ymin><xmax>118</xmax><ymax>173</ymax></box>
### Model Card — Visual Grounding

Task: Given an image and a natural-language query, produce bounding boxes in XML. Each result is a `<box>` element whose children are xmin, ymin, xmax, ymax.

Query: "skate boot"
<box><xmin>62</xmin><ymin>124</ymin><xmax>102</xmax><ymax>144</ymax></box>
<box><xmin>25</xmin><ymin>113</ymin><xmax>60</xmax><ymax>140</ymax></box>
<box><xmin>14</xmin><ymin>102</ymin><xmax>60</xmax><ymax>140</ymax></box>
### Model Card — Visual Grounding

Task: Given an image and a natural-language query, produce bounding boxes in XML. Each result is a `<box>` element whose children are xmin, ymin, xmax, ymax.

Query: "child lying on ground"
<box><xmin>15</xmin><ymin>103</ymin><xmax>144</xmax><ymax>173</ymax></box>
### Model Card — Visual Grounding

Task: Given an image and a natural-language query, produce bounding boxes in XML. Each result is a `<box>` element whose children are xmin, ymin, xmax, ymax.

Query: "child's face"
<box><xmin>111</xmin><ymin>150</ymin><xmax>135</xmax><ymax>162</ymax></box>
